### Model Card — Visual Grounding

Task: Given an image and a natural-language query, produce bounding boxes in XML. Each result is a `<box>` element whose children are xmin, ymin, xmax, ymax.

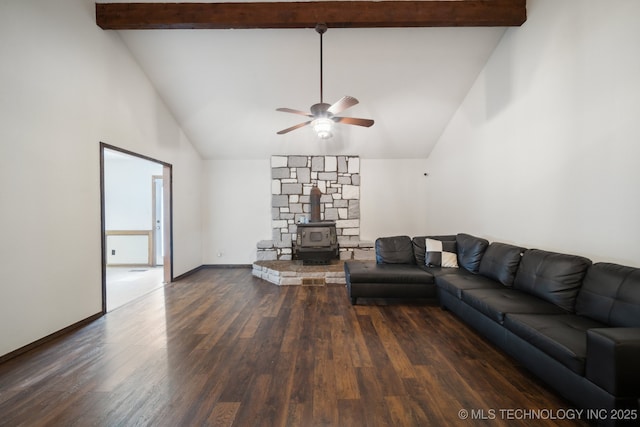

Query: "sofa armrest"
<box><xmin>586</xmin><ymin>328</ymin><xmax>640</xmax><ymax>396</ymax></box>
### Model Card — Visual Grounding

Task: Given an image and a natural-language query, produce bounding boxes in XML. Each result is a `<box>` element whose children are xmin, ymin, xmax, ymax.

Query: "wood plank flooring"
<box><xmin>0</xmin><ymin>268</ymin><xmax>589</xmax><ymax>426</ymax></box>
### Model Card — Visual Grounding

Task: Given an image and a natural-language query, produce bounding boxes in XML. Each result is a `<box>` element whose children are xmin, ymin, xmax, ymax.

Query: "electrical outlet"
<box><xmin>111</xmin><ymin>249</ymin><xmax>115</xmax><ymax>255</ymax></box>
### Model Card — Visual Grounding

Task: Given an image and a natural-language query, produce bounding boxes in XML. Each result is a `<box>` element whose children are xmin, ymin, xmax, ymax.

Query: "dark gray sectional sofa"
<box><xmin>344</xmin><ymin>233</ymin><xmax>640</xmax><ymax>426</ymax></box>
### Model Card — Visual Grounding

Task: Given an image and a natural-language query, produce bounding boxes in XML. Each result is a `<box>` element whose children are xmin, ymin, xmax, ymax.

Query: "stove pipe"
<box><xmin>310</xmin><ymin>186</ymin><xmax>321</xmax><ymax>222</ymax></box>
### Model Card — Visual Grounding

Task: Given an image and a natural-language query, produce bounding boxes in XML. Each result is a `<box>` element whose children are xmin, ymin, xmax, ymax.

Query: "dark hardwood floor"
<box><xmin>0</xmin><ymin>268</ymin><xmax>589</xmax><ymax>426</ymax></box>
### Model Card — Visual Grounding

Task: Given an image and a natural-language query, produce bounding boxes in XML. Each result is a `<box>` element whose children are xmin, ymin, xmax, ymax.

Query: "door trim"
<box><xmin>99</xmin><ymin>142</ymin><xmax>174</xmax><ymax>313</ymax></box>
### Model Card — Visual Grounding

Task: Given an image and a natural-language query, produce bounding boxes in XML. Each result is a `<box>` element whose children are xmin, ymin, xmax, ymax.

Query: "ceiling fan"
<box><xmin>276</xmin><ymin>23</ymin><xmax>374</xmax><ymax>139</ymax></box>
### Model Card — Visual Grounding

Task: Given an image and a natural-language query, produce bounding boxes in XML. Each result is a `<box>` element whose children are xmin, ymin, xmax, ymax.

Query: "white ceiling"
<box><xmin>116</xmin><ymin>24</ymin><xmax>506</xmax><ymax>159</ymax></box>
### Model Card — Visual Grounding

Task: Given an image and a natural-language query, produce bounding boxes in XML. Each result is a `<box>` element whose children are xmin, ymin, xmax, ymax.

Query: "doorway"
<box><xmin>100</xmin><ymin>143</ymin><xmax>172</xmax><ymax>312</ymax></box>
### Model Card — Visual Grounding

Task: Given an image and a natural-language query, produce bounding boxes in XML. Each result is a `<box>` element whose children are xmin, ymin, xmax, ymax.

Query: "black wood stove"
<box><xmin>294</xmin><ymin>221</ymin><xmax>339</xmax><ymax>265</ymax></box>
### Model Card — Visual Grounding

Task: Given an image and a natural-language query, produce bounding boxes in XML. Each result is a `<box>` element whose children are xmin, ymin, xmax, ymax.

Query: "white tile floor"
<box><xmin>106</xmin><ymin>266</ymin><xmax>165</xmax><ymax>311</ymax></box>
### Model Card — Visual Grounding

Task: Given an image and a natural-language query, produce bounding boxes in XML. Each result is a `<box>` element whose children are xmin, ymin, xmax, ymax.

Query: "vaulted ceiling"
<box><xmin>96</xmin><ymin>1</ymin><xmax>526</xmax><ymax>159</ymax></box>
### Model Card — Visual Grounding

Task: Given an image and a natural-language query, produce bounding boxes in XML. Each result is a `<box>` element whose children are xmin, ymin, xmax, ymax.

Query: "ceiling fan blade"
<box><xmin>276</xmin><ymin>108</ymin><xmax>313</xmax><ymax>117</ymax></box>
<box><xmin>327</xmin><ymin>96</ymin><xmax>359</xmax><ymax>115</ymax></box>
<box><xmin>277</xmin><ymin>121</ymin><xmax>312</xmax><ymax>135</ymax></box>
<box><xmin>334</xmin><ymin>117</ymin><xmax>375</xmax><ymax>128</ymax></box>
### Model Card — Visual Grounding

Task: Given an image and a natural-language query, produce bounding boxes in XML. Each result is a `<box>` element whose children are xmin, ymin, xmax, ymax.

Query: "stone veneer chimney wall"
<box><xmin>256</xmin><ymin>155</ymin><xmax>374</xmax><ymax>261</ymax></box>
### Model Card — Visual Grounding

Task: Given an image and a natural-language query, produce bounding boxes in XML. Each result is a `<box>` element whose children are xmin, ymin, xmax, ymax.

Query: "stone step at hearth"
<box><xmin>252</xmin><ymin>260</ymin><xmax>347</xmax><ymax>286</ymax></box>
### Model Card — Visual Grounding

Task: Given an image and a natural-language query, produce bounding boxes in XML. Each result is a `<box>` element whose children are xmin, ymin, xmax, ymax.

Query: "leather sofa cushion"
<box><xmin>345</xmin><ymin>261</ymin><xmax>434</xmax><ymax>284</ymax></box>
<box><xmin>375</xmin><ymin>235</ymin><xmax>415</xmax><ymax>264</ymax></box>
<box><xmin>412</xmin><ymin>235</ymin><xmax>456</xmax><ymax>266</ymax></box>
<box><xmin>462</xmin><ymin>288</ymin><xmax>566</xmax><ymax>323</ymax></box>
<box><xmin>456</xmin><ymin>233</ymin><xmax>489</xmax><ymax>274</ymax></box>
<box><xmin>478</xmin><ymin>242</ymin><xmax>525</xmax><ymax>286</ymax></box>
<box><xmin>513</xmin><ymin>249</ymin><xmax>592</xmax><ymax>312</ymax></box>
<box><xmin>576</xmin><ymin>262</ymin><xmax>640</xmax><ymax>327</ymax></box>
<box><xmin>417</xmin><ymin>264</ymin><xmax>462</xmax><ymax>278</ymax></box>
<box><xmin>504</xmin><ymin>313</ymin><xmax>605</xmax><ymax>375</ymax></box>
<box><xmin>436</xmin><ymin>272</ymin><xmax>501</xmax><ymax>299</ymax></box>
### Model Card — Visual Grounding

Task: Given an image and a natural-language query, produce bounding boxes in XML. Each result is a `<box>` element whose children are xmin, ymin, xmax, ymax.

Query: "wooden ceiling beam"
<box><xmin>96</xmin><ymin>1</ymin><xmax>527</xmax><ymax>30</ymax></box>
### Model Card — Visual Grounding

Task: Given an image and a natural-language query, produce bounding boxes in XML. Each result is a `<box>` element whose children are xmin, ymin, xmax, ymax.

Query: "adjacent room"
<box><xmin>1</xmin><ymin>0</ymin><xmax>639</xmax><ymax>425</ymax></box>
<box><xmin>102</xmin><ymin>147</ymin><xmax>168</xmax><ymax>311</ymax></box>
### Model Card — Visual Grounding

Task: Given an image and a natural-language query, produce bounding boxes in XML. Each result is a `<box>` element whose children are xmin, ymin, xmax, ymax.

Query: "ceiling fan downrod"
<box><xmin>316</xmin><ymin>23</ymin><xmax>327</xmax><ymax>105</ymax></box>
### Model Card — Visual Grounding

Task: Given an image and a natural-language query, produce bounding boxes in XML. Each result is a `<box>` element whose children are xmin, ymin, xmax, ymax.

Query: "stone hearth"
<box><xmin>252</xmin><ymin>260</ymin><xmax>346</xmax><ymax>286</ymax></box>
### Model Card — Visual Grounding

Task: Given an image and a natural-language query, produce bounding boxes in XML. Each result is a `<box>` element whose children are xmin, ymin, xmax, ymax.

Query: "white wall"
<box><xmin>0</xmin><ymin>0</ymin><xmax>203</xmax><ymax>357</ymax></box>
<box><xmin>202</xmin><ymin>159</ymin><xmax>272</xmax><ymax>264</ymax></box>
<box><xmin>426</xmin><ymin>0</ymin><xmax>640</xmax><ymax>266</ymax></box>
<box><xmin>202</xmin><ymin>158</ymin><xmax>429</xmax><ymax>263</ymax></box>
<box><xmin>360</xmin><ymin>159</ymin><xmax>430</xmax><ymax>240</ymax></box>
<box><xmin>104</xmin><ymin>152</ymin><xmax>163</xmax><ymax>230</ymax></box>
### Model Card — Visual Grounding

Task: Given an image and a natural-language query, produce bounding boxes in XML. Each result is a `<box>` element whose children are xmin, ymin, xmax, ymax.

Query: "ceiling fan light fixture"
<box><xmin>276</xmin><ymin>24</ymin><xmax>374</xmax><ymax>137</ymax></box>
<box><xmin>312</xmin><ymin>118</ymin><xmax>333</xmax><ymax>139</ymax></box>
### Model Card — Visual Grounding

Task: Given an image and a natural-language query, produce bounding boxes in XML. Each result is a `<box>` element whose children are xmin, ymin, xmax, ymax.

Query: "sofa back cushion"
<box><xmin>412</xmin><ymin>235</ymin><xmax>457</xmax><ymax>265</ymax></box>
<box><xmin>513</xmin><ymin>249</ymin><xmax>592</xmax><ymax>312</ymax></box>
<box><xmin>576</xmin><ymin>263</ymin><xmax>640</xmax><ymax>327</ymax></box>
<box><xmin>456</xmin><ymin>233</ymin><xmax>489</xmax><ymax>273</ymax></box>
<box><xmin>376</xmin><ymin>235</ymin><xmax>415</xmax><ymax>264</ymax></box>
<box><xmin>478</xmin><ymin>242</ymin><xmax>525</xmax><ymax>286</ymax></box>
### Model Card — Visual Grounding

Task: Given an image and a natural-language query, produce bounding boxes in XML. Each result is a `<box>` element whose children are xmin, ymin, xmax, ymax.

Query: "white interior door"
<box><xmin>153</xmin><ymin>176</ymin><xmax>164</xmax><ymax>266</ymax></box>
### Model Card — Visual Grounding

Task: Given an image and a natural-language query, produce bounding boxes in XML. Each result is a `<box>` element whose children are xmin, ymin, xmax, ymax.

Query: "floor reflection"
<box><xmin>106</xmin><ymin>266</ymin><xmax>165</xmax><ymax>311</ymax></box>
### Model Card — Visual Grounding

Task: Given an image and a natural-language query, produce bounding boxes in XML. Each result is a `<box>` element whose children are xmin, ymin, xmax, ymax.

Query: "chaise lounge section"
<box><xmin>344</xmin><ymin>233</ymin><xmax>640</xmax><ymax>426</ymax></box>
<box><xmin>344</xmin><ymin>235</ymin><xmax>439</xmax><ymax>305</ymax></box>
